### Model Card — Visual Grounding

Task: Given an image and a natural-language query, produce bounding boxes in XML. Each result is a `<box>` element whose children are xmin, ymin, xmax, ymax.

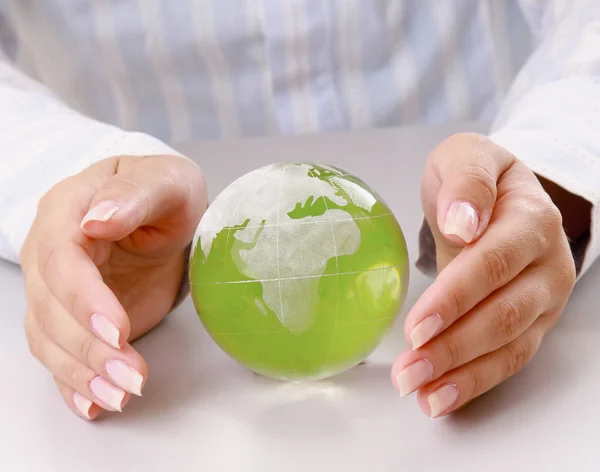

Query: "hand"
<box><xmin>21</xmin><ymin>154</ymin><xmax>207</xmax><ymax>420</ymax></box>
<box><xmin>390</xmin><ymin>133</ymin><xmax>577</xmax><ymax>417</ymax></box>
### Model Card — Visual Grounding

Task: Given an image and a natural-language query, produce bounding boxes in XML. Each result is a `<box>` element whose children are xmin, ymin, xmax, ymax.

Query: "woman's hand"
<box><xmin>391</xmin><ymin>133</ymin><xmax>578</xmax><ymax>417</ymax></box>
<box><xmin>21</xmin><ymin>154</ymin><xmax>207</xmax><ymax>420</ymax></box>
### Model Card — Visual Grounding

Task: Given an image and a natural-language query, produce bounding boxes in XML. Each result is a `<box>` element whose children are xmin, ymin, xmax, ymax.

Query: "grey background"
<box><xmin>1</xmin><ymin>123</ymin><xmax>598</xmax><ymax>471</ymax></box>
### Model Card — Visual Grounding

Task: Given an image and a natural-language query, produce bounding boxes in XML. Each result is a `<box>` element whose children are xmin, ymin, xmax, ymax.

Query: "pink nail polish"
<box><xmin>80</xmin><ymin>201</ymin><xmax>119</xmax><ymax>228</ymax></box>
<box><xmin>428</xmin><ymin>383</ymin><xmax>459</xmax><ymax>417</ymax></box>
<box><xmin>106</xmin><ymin>360</ymin><xmax>143</xmax><ymax>396</ymax></box>
<box><xmin>90</xmin><ymin>376</ymin><xmax>125</xmax><ymax>412</ymax></box>
<box><xmin>90</xmin><ymin>313</ymin><xmax>121</xmax><ymax>349</ymax></box>
<box><xmin>410</xmin><ymin>314</ymin><xmax>443</xmax><ymax>350</ymax></box>
<box><xmin>396</xmin><ymin>360</ymin><xmax>434</xmax><ymax>396</ymax></box>
<box><xmin>73</xmin><ymin>392</ymin><xmax>92</xmax><ymax>419</ymax></box>
<box><xmin>443</xmin><ymin>201</ymin><xmax>478</xmax><ymax>243</ymax></box>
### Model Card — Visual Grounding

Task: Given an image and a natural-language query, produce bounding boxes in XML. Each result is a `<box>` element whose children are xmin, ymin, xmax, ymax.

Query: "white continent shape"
<box><xmin>193</xmin><ymin>163</ymin><xmax>365</xmax><ymax>334</ymax></box>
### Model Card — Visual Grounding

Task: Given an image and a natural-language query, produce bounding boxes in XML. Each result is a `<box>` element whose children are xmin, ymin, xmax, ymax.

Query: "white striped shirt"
<box><xmin>1</xmin><ymin>0</ymin><xmax>600</xmax><ymax>275</ymax></box>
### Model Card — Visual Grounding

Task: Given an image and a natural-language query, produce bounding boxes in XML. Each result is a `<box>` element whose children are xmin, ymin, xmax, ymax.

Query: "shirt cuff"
<box><xmin>489</xmin><ymin>78</ymin><xmax>600</xmax><ymax>278</ymax></box>
<box><xmin>0</xmin><ymin>127</ymin><xmax>183</xmax><ymax>265</ymax></box>
<box><xmin>489</xmin><ymin>131</ymin><xmax>597</xmax><ymax>278</ymax></box>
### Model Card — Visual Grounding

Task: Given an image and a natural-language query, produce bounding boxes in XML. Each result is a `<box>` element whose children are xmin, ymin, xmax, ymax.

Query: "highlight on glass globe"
<box><xmin>189</xmin><ymin>162</ymin><xmax>409</xmax><ymax>381</ymax></box>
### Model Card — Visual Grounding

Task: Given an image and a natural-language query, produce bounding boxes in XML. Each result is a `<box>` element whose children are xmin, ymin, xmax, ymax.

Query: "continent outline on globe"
<box><xmin>190</xmin><ymin>162</ymin><xmax>409</xmax><ymax>381</ymax></box>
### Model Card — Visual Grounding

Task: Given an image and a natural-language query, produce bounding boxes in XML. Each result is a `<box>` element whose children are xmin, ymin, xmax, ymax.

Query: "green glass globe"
<box><xmin>189</xmin><ymin>163</ymin><xmax>409</xmax><ymax>381</ymax></box>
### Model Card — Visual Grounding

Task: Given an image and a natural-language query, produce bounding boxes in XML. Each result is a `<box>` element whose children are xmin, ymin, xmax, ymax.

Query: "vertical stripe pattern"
<box><xmin>1</xmin><ymin>0</ymin><xmax>600</xmax><ymax>275</ymax></box>
<box><xmin>1</xmin><ymin>0</ymin><xmax>544</xmax><ymax>138</ymax></box>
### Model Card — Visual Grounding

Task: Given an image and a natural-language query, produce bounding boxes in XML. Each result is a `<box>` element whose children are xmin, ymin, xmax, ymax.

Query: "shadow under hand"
<box><xmin>112</xmin><ymin>301</ymin><xmax>222</xmax><ymax>424</ymax></box>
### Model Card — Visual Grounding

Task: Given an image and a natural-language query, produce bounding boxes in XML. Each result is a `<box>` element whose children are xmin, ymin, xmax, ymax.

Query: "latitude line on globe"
<box><xmin>190</xmin><ymin>264</ymin><xmax>406</xmax><ymax>285</ymax></box>
<box><xmin>210</xmin><ymin>316</ymin><xmax>395</xmax><ymax>336</ymax></box>
<box><xmin>198</xmin><ymin>212</ymin><xmax>393</xmax><ymax>233</ymax></box>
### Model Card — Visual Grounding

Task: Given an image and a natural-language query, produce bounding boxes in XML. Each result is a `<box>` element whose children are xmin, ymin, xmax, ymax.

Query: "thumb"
<box><xmin>427</xmin><ymin>133</ymin><xmax>515</xmax><ymax>246</ymax></box>
<box><xmin>79</xmin><ymin>154</ymin><xmax>206</xmax><ymax>250</ymax></box>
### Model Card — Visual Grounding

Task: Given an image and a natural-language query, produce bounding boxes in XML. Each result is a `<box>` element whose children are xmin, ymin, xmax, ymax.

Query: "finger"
<box><xmin>427</xmin><ymin>133</ymin><xmax>515</xmax><ymax>244</ymax></box>
<box><xmin>27</xmin><ymin>273</ymin><xmax>146</xmax><ymax>396</ymax></box>
<box><xmin>26</xmin><ymin>312</ymin><xmax>129</xmax><ymax>412</ymax></box>
<box><xmin>404</xmin><ymin>186</ymin><xmax>557</xmax><ymax>349</ymax></box>
<box><xmin>415</xmin><ymin>314</ymin><xmax>552</xmax><ymax>417</ymax></box>
<box><xmin>393</xmin><ymin>266</ymin><xmax>553</xmax><ymax>396</ymax></box>
<box><xmin>36</xmin><ymin>239</ymin><xmax>130</xmax><ymax>349</ymax></box>
<box><xmin>80</xmin><ymin>155</ymin><xmax>206</xmax><ymax>251</ymax></box>
<box><xmin>54</xmin><ymin>378</ymin><xmax>103</xmax><ymax>420</ymax></box>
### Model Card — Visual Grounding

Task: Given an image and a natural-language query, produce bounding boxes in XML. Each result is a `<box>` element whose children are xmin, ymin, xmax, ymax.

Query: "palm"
<box><xmin>78</xmin><ymin>155</ymin><xmax>206</xmax><ymax>343</ymax></box>
<box><xmin>95</xmin><ymin>237</ymin><xmax>188</xmax><ymax>342</ymax></box>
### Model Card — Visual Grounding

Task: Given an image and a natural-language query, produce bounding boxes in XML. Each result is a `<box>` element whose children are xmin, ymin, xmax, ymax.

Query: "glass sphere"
<box><xmin>189</xmin><ymin>162</ymin><xmax>409</xmax><ymax>381</ymax></box>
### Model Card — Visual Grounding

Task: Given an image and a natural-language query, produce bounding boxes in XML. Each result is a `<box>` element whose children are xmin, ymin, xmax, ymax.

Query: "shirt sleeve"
<box><xmin>489</xmin><ymin>0</ymin><xmax>600</xmax><ymax>277</ymax></box>
<box><xmin>0</xmin><ymin>52</ymin><xmax>182</xmax><ymax>265</ymax></box>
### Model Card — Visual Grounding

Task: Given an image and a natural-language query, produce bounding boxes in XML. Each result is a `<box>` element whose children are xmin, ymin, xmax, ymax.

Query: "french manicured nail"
<box><xmin>396</xmin><ymin>360</ymin><xmax>434</xmax><ymax>396</ymax></box>
<box><xmin>90</xmin><ymin>313</ymin><xmax>121</xmax><ymax>349</ymax></box>
<box><xmin>90</xmin><ymin>376</ymin><xmax>125</xmax><ymax>412</ymax></box>
<box><xmin>80</xmin><ymin>201</ymin><xmax>119</xmax><ymax>228</ymax></box>
<box><xmin>410</xmin><ymin>314</ymin><xmax>443</xmax><ymax>350</ymax></box>
<box><xmin>428</xmin><ymin>383</ymin><xmax>459</xmax><ymax>417</ymax></box>
<box><xmin>443</xmin><ymin>201</ymin><xmax>478</xmax><ymax>243</ymax></box>
<box><xmin>106</xmin><ymin>360</ymin><xmax>143</xmax><ymax>396</ymax></box>
<box><xmin>73</xmin><ymin>392</ymin><xmax>92</xmax><ymax>419</ymax></box>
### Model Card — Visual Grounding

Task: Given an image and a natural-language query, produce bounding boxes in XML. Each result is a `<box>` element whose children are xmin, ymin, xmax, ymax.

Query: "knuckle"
<box><xmin>460</xmin><ymin>164</ymin><xmax>496</xmax><ymax>203</ymax></box>
<box><xmin>545</xmin><ymin>207</ymin><xmax>565</xmax><ymax>243</ymax></box>
<box><xmin>112</xmin><ymin>177</ymin><xmax>142</xmax><ymax>198</ymax></box>
<box><xmin>66</xmin><ymin>289</ymin><xmax>84</xmax><ymax>321</ymax></box>
<box><xmin>531</xmin><ymin>193</ymin><xmax>564</xmax><ymax>237</ymax></box>
<box><xmin>505</xmin><ymin>340</ymin><xmax>532</xmax><ymax>376</ymax></box>
<box><xmin>553</xmin><ymin>250</ymin><xmax>577</xmax><ymax>292</ymax></box>
<box><xmin>79</xmin><ymin>334</ymin><xmax>98</xmax><ymax>367</ymax></box>
<box><xmin>466</xmin><ymin>367</ymin><xmax>481</xmax><ymax>400</ymax></box>
<box><xmin>109</xmin><ymin>178</ymin><xmax>151</xmax><ymax>218</ymax></box>
<box><xmin>514</xmin><ymin>194</ymin><xmax>565</xmax><ymax>258</ymax></box>
<box><xmin>483</xmin><ymin>249</ymin><xmax>511</xmax><ymax>287</ymax></box>
<box><xmin>545</xmin><ymin>201</ymin><xmax>564</xmax><ymax>230</ymax></box>
<box><xmin>154</xmin><ymin>161</ymin><xmax>194</xmax><ymax>203</ymax></box>
<box><xmin>441</xmin><ymin>282</ymin><xmax>464</xmax><ymax>319</ymax></box>
<box><xmin>37</xmin><ymin>241</ymin><xmax>58</xmax><ymax>281</ymax></box>
<box><xmin>442</xmin><ymin>332</ymin><xmax>461</xmax><ymax>371</ymax></box>
<box><xmin>494</xmin><ymin>296</ymin><xmax>526</xmax><ymax>341</ymax></box>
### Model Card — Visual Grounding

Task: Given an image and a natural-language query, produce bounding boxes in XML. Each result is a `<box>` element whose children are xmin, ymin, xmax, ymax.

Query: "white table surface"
<box><xmin>2</xmin><ymin>123</ymin><xmax>600</xmax><ymax>471</ymax></box>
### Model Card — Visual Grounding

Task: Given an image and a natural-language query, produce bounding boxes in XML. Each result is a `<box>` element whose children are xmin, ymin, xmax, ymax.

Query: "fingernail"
<box><xmin>396</xmin><ymin>360</ymin><xmax>434</xmax><ymax>396</ymax></box>
<box><xmin>80</xmin><ymin>201</ymin><xmax>119</xmax><ymax>228</ymax></box>
<box><xmin>106</xmin><ymin>360</ymin><xmax>143</xmax><ymax>396</ymax></box>
<box><xmin>410</xmin><ymin>314</ymin><xmax>443</xmax><ymax>350</ymax></box>
<box><xmin>90</xmin><ymin>376</ymin><xmax>125</xmax><ymax>412</ymax></box>
<box><xmin>443</xmin><ymin>201</ymin><xmax>478</xmax><ymax>243</ymax></box>
<box><xmin>90</xmin><ymin>313</ymin><xmax>121</xmax><ymax>349</ymax></box>
<box><xmin>73</xmin><ymin>392</ymin><xmax>92</xmax><ymax>419</ymax></box>
<box><xmin>428</xmin><ymin>383</ymin><xmax>459</xmax><ymax>417</ymax></box>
